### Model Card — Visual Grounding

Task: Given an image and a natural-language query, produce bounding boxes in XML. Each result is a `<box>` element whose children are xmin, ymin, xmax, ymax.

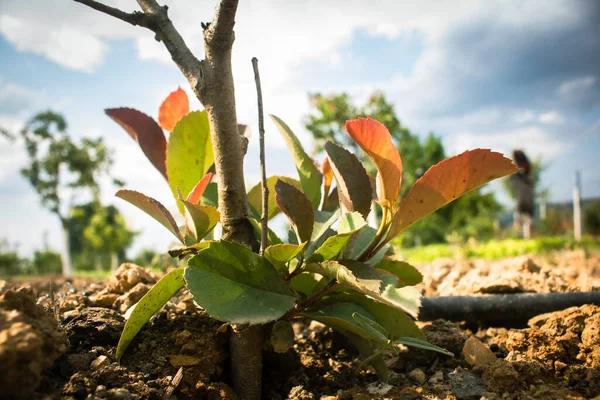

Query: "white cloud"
<box><xmin>538</xmin><ymin>111</ymin><xmax>565</xmax><ymax>124</ymax></box>
<box><xmin>512</xmin><ymin>110</ymin><xmax>536</xmax><ymax>124</ymax></box>
<box><xmin>451</xmin><ymin>126</ymin><xmax>570</xmax><ymax>161</ymax></box>
<box><xmin>0</xmin><ymin>15</ymin><xmax>107</xmax><ymax>73</ymax></box>
<box><xmin>558</xmin><ymin>76</ymin><xmax>597</xmax><ymax>95</ymax></box>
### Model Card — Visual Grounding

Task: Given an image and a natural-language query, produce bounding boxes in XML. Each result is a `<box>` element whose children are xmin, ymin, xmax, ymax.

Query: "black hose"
<box><xmin>419</xmin><ymin>291</ymin><xmax>600</xmax><ymax>327</ymax></box>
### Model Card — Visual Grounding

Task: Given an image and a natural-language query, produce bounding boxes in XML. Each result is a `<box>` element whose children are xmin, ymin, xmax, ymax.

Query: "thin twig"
<box><xmin>252</xmin><ymin>57</ymin><xmax>268</xmax><ymax>254</ymax></box>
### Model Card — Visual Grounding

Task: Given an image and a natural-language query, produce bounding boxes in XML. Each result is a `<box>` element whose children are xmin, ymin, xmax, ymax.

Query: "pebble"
<box><xmin>408</xmin><ymin>368</ymin><xmax>426</xmax><ymax>384</ymax></box>
<box><xmin>489</xmin><ymin>343</ymin><xmax>500</xmax><ymax>352</ymax></box>
<box><xmin>428</xmin><ymin>370</ymin><xmax>444</xmax><ymax>384</ymax></box>
<box><xmin>109</xmin><ymin>388</ymin><xmax>132</xmax><ymax>400</ymax></box>
<box><xmin>90</xmin><ymin>355</ymin><xmax>110</xmax><ymax>371</ymax></box>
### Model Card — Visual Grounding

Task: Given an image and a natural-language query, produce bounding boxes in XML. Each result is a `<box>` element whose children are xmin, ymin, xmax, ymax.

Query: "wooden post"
<box><xmin>573</xmin><ymin>171</ymin><xmax>582</xmax><ymax>241</ymax></box>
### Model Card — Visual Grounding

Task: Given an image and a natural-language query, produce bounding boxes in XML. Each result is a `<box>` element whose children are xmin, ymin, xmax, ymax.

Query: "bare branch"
<box><xmin>73</xmin><ymin>0</ymin><xmax>147</xmax><ymax>27</ymax></box>
<box><xmin>252</xmin><ymin>57</ymin><xmax>268</xmax><ymax>254</ymax></box>
<box><xmin>204</xmin><ymin>0</ymin><xmax>239</xmax><ymax>49</ymax></box>
<box><xmin>74</xmin><ymin>0</ymin><xmax>204</xmax><ymax>102</ymax></box>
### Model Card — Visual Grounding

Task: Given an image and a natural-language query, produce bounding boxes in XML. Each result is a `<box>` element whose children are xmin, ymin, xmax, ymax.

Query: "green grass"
<box><xmin>398</xmin><ymin>235</ymin><xmax>599</xmax><ymax>264</ymax></box>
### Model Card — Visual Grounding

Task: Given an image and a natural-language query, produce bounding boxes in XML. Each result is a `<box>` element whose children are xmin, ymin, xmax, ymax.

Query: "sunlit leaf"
<box><xmin>321</xmin><ymin>156</ymin><xmax>334</xmax><ymax>209</ymax></box>
<box><xmin>325</xmin><ymin>141</ymin><xmax>372</xmax><ymax>218</ymax></box>
<box><xmin>185</xmin><ymin>241</ymin><xmax>296</xmax><ymax>325</ymax></box>
<box><xmin>105</xmin><ymin>108</ymin><xmax>167</xmax><ymax>180</ymax></box>
<box><xmin>306</xmin><ymin>302</ymin><xmax>386</xmax><ymax>343</ymax></box>
<box><xmin>116</xmin><ymin>268</ymin><xmax>185</xmax><ymax>361</ymax></box>
<box><xmin>168</xmin><ymin>241</ymin><xmax>213</xmax><ymax>258</ymax></box>
<box><xmin>116</xmin><ymin>189</ymin><xmax>183</xmax><ymax>243</ymax></box>
<box><xmin>375</xmin><ymin>258</ymin><xmax>423</xmax><ymax>286</ymax></box>
<box><xmin>387</xmin><ymin>149</ymin><xmax>518</xmax><ymax>242</ymax></box>
<box><xmin>167</xmin><ymin>111</ymin><xmax>214</xmax><ymax>213</ymax></box>
<box><xmin>352</xmin><ymin>312</ymin><xmax>389</xmax><ymax>342</ymax></box>
<box><xmin>247</xmin><ymin>176</ymin><xmax>301</xmax><ymax>220</ymax></box>
<box><xmin>158</xmin><ymin>87</ymin><xmax>189</xmax><ymax>132</ymax></box>
<box><xmin>392</xmin><ymin>337</ymin><xmax>454</xmax><ymax>357</ymax></box>
<box><xmin>325</xmin><ymin>293</ymin><xmax>424</xmax><ymax>340</ymax></box>
<box><xmin>187</xmin><ymin>173</ymin><xmax>212</xmax><ymax>204</ymax></box>
<box><xmin>270</xmin><ymin>115</ymin><xmax>321</xmax><ymax>209</ymax></box>
<box><xmin>306</xmin><ymin>213</ymin><xmax>366</xmax><ymax>263</ymax></box>
<box><xmin>264</xmin><ymin>242</ymin><xmax>306</xmax><ymax>273</ymax></box>
<box><xmin>345</xmin><ymin>118</ymin><xmax>402</xmax><ymax>207</ymax></box>
<box><xmin>179</xmin><ymin>200</ymin><xmax>220</xmax><ymax>243</ymax></box>
<box><xmin>275</xmin><ymin>179</ymin><xmax>314</xmax><ymax>243</ymax></box>
<box><xmin>308</xmin><ymin>260</ymin><xmax>421</xmax><ymax>318</ymax></box>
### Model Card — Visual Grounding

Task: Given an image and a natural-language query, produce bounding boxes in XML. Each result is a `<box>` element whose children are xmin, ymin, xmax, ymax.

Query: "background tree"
<box><xmin>16</xmin><ymin>111</ymin><xmax>116</xmax><ymax>275</ymax></box>
<box><xmin>69</xmin><ymin>202</ymin><xmax>137</xmax><ymax>271</ymax></box>
<box><xmin>305</xmin><ymin>91</ymin><xmax>503</xmax><ymax>245</ymax></box>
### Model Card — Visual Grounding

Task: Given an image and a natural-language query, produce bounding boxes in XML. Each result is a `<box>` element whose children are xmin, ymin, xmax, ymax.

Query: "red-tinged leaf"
<box><xmin>116</xmin><ymin>189</ymin><xmax>184</xmax><ymax>243</ymax></box>
<box><xmin>321</xmin><ymin>156</ymin><xmax>333</xmax><ymax>209</ymax></box>
<box><xmin>387</xmin><ymin>149</ymin><xmax>518</xmax><ymax>242</ymax></box>
<box><xmin>345</xmin><ymin>118</ymin><xmax>402</xmax><ymax>207</ymax></box>
<box><xmin>105</xmin><ymin>108</ymin><xmax>167</xmax><ymax>180</ymax></box>
<box><xmin>325</xmin><ymin>141</ymin><xmax>372</xmax><ymax>219</ymax></box>
<box><xmin>159</xmin><ymin>88</ymin><xmax>189</xmax><ymax>132</ymax></box>
<box><xmin>187</xmin><ymin>173</ymin><xmax>212</xmax><ymax>204</ymax></box>
<box><xmin>275</xmin><ymin>179</ymin><xmax>314</xmax><ymax>243</ymax></box>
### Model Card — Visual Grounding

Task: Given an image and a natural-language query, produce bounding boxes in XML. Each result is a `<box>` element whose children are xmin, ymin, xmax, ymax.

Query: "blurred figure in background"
<box><xmin>511</xmin><ymin>150</ymin><xmax>535</xmax><ymax>239</ymax></box>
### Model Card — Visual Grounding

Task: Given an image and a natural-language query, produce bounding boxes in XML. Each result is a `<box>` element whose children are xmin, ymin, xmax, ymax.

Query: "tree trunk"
<box><xmin>110</xmin><ymin>252</ymin><xmax>119</xmax><ymax>271</ymax></box>
<box><xmin>61</xmin><ymin>220</ymin><xmax>73</xmax><ymax>276</ymax></box>
<box><xmin>199</xmin><ymin>2</ymin><xmax>261</xmax><ymax>398</ymax></box>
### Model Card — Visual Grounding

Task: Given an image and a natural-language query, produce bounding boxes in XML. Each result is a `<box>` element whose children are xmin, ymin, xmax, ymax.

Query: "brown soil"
<box><xmin>0</xmin><ymin>250</ymin><xmax>599</xmax><ymax>399</ymax></box>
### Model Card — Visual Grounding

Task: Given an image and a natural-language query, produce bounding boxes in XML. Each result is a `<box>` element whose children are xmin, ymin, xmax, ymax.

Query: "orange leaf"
<box><xmin>386</xmin><ymin>149</ymin><xmax>518</xmax><ymax>242</ymax></box>
<box><xmin>105</xmin><ymin>108</ymin><xmax>167</xmax><ymax>180</ymax></box>
<box><xmin>321</xmin><ymin>156</ymin><xmax>333</xmax><ymax>209</ymax></box>
<box><xmin>345</xmin><ymin>118</ymin><xmax>402</xmax><ymax>207</ymax></box>
<box><xmin>186</xmin><ymin>172</ymin><xmax>213</xmax><ymax>204</ymax></box>
<box><xmin>159</xmin><ymin>88</ymin><xmax>189</xmax><ymax>132</ymax></box>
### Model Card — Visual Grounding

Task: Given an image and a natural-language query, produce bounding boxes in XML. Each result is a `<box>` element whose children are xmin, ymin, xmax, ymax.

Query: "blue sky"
<box><xmin>0</xmin><ymin>0</ymin><xmax>599</xmax><ymax>257</ymax></box>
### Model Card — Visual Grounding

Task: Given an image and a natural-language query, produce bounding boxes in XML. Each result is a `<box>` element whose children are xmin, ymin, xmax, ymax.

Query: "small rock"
<box><xmin>114</xmin><ymin>283</ymin><xmax>151</xmax><ymax>313</ymax></box>
<box><xmin>0</xmin><ymin>280</ymin><xmax>9</xmax><ymax>296</ymax></box>
<box><xmin>366</xmin><ymin>381</ymin><xmax>392</xmax><ymax>395</ymax></box>
<box><xmin>90</xmin><ymin>355</ymin><xmax>110</xmax><ymax>370</ymax></box>
<box><xmin>408</xmin><ymin>368</ymin><xmax>426</xmax><ymax>384</ymax></box>
<box><xmin>168</xmin><ymin>354</ymin><xmax>202</xmax><ymax>368</ymax></box>
<box><xmin>489</xmin><ymin>343</ymin><xmax>500</xmax><ymax>352</ymax></box>
<box><xmin>89</xmin><ymin>293</ymin><xmax>119</xmax><ymax>309</ymax></box>
<box><xmin>106</xmin><ymin>263</ymin><xmax>157</xmax><ymax>294</ymax></box>
<box><xmin>429</xmin><ymin>370</ymin><xmax>444</xmax><ymax>384</ymax></box>
<box><xmin>463</xmin><ymin>336</ymin><xmax>497</xmax><ymax>367</ymax></box>
<box><xmin>108</xmin><ymin>388</ymin><xmax>132</xmax><ymax>400</ymax></box>
<box><xmin>554</xmin><ymin>360</ymin><xmax>567</xmax><ymax>372</ymax></box>
<box><xmin>448</xmin><ymin>368</ymin><xmax>488</xmax><ymax>400</ymax></box>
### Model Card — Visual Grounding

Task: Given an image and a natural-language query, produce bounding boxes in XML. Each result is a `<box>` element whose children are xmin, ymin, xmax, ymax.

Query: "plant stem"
<box><xmin>301</xmin><ymin>278</ymin><xmax>337</xmax><ymax>309</ymax></box>
<box><xmin>252</xmin><ymin>57</ymin><xmax>268</xmax><ymax>254</ymax></box>
<box><xmin>359</xmin><ymin>205</ymin><xmax>389</xmax><ymax>261</ymax></box>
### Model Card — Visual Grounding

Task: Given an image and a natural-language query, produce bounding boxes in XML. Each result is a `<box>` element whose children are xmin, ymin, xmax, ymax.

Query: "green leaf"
<box><xmin>116</xmin><ymin>189</ymin><xmax>184</xmax><ymax>243</ymax></box>
<box><xmin>184</xmin><ymin>241</ymin><xmax>296</xmax><ymax>325</ymax></box>
<box><xmin>202</xmin><ymin>182</ymin><xmax>218</xmax><ymax>207</ymax></box>
<box><xmin>343</xmin><ymin>330</ymin><xmax>389</xmax><ymax>382</ymax></box>
<box><xmin>180</xmin><ymin>200</ymin><xmax>220</xmax><ymax>243</ymax></box>
<box><xmin>325</xmin><ymin>293</ymin><xmax>424</xmax><ymax>340</ymax></box>
<box><xmin>344</xmin><ymin>225</ymin><xmax>378</xmax><ymax>259</ymax></box>
<box><xmin>306</xmin><ymin>302</ymin><xmax>386</xmax><ymax>343</ymax></box>
<box><xmin>306</xmin><ymin>213</ymin><xmax>366</xmax><ymax>263</ymax></box>
<box><xmin>308</xmin><ymin>260</ymin><xmax>421</xmax><ymax>318</ymax></box>
<box><xmin>247</xmin><ymin>176</ymin><xmax>301</xmax><ymax>219</ymax></box>
<box><xmin>264</xmin><ymin>243</ymin><xmax>306</xmax><ymax>273</ymax></box>
<box><xmin>352</xmin><ymin>312</ymin><xmax>389</xmax><ymax>342</ymax></box>
<box><xmin>289</xmin><ymin>272</ymin><xmax>321</xmax><ymax>297</ymax></box>
<box><xmin>306</xmin><ymin>210</ymin><xmax>339</xmax><ymax>256</ymax></box>
<box><xmin>116</xmin><ymin>268</ymin><xmax>185</xmax><ymax>361</ymax></box>
<box><xmin>248</xmin><ymin>217</ymin><xmax>283</xmax><ymax>246</ymax></box>
<box><xmin>375</xmin><ymin>258</ymin><xmax>423</xmax><ymax>286</ymax></box>
<box><xmin>392</xmin><ymin>337</ymin><xmax>454</xmax><ymax>357</ymax></box>
<box><xmin>271</xmin><ymin>320</ymin><xmax>295</xmax><ymax>353</ymax></box>
<box><xmin>166</xmin><ymin>111</ymin><xmax>214</xmax><ymax>213</ymax></box>
<box><xmin>168</xmin><ymin>241</ymin><xmax>213</xmax><ymax>259</ymax></box>
<box><xmin>270</xmin><ymin>115</ymin><xmax>321</xmax><ymax>209</ymax></box>
<box><xmin>275</xmin><ymin>179</ymin><xmax>314</xmax><ymax>243</ymax></box>
<box><xmin>325</xmin><ymin>141</ymin><xmax>373</xmax><ymax>219</ymax></box>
